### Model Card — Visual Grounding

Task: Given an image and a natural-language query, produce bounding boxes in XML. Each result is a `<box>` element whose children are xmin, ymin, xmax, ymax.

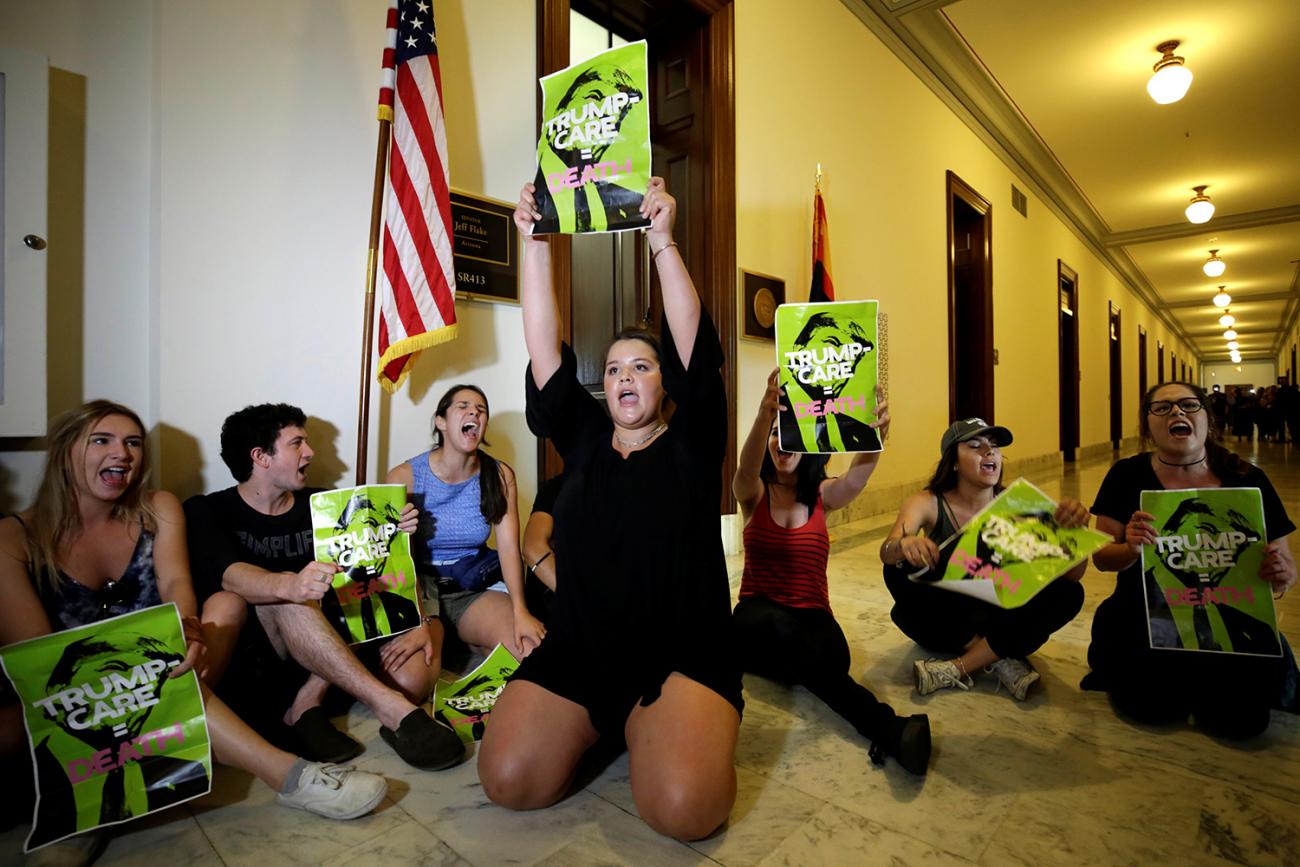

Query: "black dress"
<box><xmin>513</xmin><ymin>311</ymin><xmax>742</xmax><ymax>735</ymax></box>
<box><xmin>1086</xmin><ymin>453</ymin><xmax>1294</xmax><ymax>737</ymax></box>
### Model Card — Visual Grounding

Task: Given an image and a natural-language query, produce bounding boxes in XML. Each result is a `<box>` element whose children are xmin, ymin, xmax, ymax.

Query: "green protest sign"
<box><xmin>776</xmin><ymin>300</ymin><xmax>881</xmax><ymax>454</ymax></box>
<box><xmin>0</xmin><ymin>603</ymin><xmax>211</xmax><ymax>853</ymax></box>
<box><xmin>920</xmin><ymin>479</ymin><xmax>1111</xmax><ymax>609</ymax></box>
<box><xmin>433</xmin><ymin>643</ymin><xmax>519</xmax><ymax>744</ymax></box>
<box><xmin>310</xmin><ymin>485</ymin><xmax>422</xmax><ymax>645</ymax></box>
<box><xmin>531</xmin><ymin>40</ymin><xmax>652</xmax><ymax>235</ymax></box>
<box><xmin>1140</xmin><ymin>488</ymin><xmax>1279</xmax><ymax>656</ymax></box>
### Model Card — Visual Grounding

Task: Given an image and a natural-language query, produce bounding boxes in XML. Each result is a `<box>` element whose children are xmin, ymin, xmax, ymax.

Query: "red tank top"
<box><xmin>739</xmin><ymin>490</ymin><xmax>831</xmax><ymax>612</ymax></box>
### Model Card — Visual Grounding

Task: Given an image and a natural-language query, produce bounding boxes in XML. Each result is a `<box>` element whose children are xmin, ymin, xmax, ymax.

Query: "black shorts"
<box><xmin>511</xmin><ymin>637</ymin><xmax>743</xmax><ymax>738</ymax></box>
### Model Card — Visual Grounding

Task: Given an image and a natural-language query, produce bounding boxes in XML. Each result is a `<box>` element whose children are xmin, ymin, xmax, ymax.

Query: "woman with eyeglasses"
<box><xmin>1085</xmin><ymin>382</ymin><xmax>1297</xmax><ymax>738</ymax></box>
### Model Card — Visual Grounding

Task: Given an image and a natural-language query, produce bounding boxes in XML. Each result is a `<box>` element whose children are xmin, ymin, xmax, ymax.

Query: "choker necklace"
<box><xmin>1157</xmin><ymin>454</ymin><xmax>1207</xmax><ymax>468</ymax></box>
<box><xmin>614</xmin><ymin>422</ymin><xmax>666</xmax><ymax>448</ymax></box>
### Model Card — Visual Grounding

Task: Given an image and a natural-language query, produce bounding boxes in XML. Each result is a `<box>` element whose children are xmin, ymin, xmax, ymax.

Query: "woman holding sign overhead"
<box><xmin>734</xmin><ymin>370</ymin><xmax>931</xmax><ymax>774</ymax></box>
<box><xmin>478</xmin><ymin>178</ymin><xmax>741</xmax><ymax>841</ymax></box>
<box><xmin>0</xmin><ymin>401</ymin><xmax>389</xmax><ymax>857</ymax></box>
<box><xmin>879</xmin><ymin>420</ymin><xmax>1089</xmax><ymax>701</ymax></box>
<box><xmin>1086</xmin><ymin>382</ymin><xmax>1296</xmax><ymax>738</ymax></box>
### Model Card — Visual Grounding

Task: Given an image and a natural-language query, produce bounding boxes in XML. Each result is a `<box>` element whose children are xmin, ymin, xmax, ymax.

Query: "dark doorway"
<box><xmin>1058</xmin><ymin>261</ymin><xmax>1079</xmax><ymax>461</ymax></box>
<box><xmin>1138</xmin><ymin>326</ymin><xmax>1148</xmax><ymax>398</ymax></box>
<box><xmin>1157</xmin><ymin>341</ymin><xmax>1165</xmax><ymax>384</ymax></box>
<box><xmin>537</xmin><ymin>0</ymin><xmax>737</xmax><ymax>509</ymax></box>
<box><xmin>946</xmin><ymin>171</ymin><xmax>994</xmax><ymax>422</ymax></box>
<box><xmin>1108</xmin><ymin>302</ymin><xmax>1122</xmax><ymax>449</ymax></box>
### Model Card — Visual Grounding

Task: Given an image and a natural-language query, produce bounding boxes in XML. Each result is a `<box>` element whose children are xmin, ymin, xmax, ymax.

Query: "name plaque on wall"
<box><xmin>451</xmin><ymin>190</ymin><xmax>519</xmax><ymax>305</ymax></box>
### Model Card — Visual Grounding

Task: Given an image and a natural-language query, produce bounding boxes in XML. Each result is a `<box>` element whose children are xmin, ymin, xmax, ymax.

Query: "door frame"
<box><xmin>1108</xmin><ymin>301</ymin><xmax>1122</xmax><ymax>448</ymax></box>
<box><xmin>945</xmin><ymin>170</ymin><xmax>994</xmax><ymax>423</ymax></box>
<box><xmin>1057</xmin><ymin>260</ymin><xmax>1079</xmax><ymax>458</ymax></box>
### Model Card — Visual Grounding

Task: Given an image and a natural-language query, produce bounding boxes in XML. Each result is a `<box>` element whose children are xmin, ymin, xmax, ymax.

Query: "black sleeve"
<box><xmin>1248</xmin><ymin>468</ymin><xmax>1296</xmax><ymax>542</ymax></box>
<box><xmin>1090</xmin><ymin>458</ymin><xmax>1139</xmax><ymax>525</ymax></box>
<box><xmin>532</xmin><ymin>473</ymin><xmax>565</xmax><ymax>515</ymax></box>
<box><xmin>183</xmin><ymin>494</ymin><xmax>240</xmax><ymax>604</ymax></box>
<box><xmin>660</xmin><ymin>308</ymin><xmax>726</xmax><ymax>462</ymax></box>
<box><xmin>525</xmin><ymin>343</ymin><xmax>608</xmax><ymax>462</ymax></box>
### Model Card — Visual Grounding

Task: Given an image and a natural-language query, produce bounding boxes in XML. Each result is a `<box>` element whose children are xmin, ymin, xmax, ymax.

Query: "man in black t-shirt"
<box><xmin>186</xmin><ymin>403</ymin><xmax>462</xmax><ymax>771</ymax></box>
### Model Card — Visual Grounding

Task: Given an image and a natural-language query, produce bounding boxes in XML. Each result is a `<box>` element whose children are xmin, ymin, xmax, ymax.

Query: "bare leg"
<box><xmin>200</xmin><ymin>591</ymin><xmax>248</xmax><ymax>686</ymax></box>
<box><xmin>285</xmin><ymin>675</ymin><xmax>332</xmax><ymax>726</ymax></box>
<box><xmin>478</xmin><ymin>680</ymin><xmax>598</xmax><ymax>809</ymax></box>
<box><xmin>256</xmin><ymin>604</ymin><xmax>416</xmax><ymax>730</ymax></box>
<box><xmin>954</xmin><ymin>636</ymin><xmax>999</xmax><ymax>676</ymax></box>
<box><xmin>626</xmin><ymin>673</ymin><xmax>739</xmax><ymax>841</ymax></box>
<box><xmin>455</xmin><ymin>592</ymin><xmax>522</xmax><ymax>659</ymax></box>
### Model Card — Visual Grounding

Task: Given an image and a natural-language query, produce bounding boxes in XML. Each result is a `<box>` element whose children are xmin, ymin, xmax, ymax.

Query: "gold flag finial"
<box><xmin>816</xmin><ymin>163</ymin><xmax>823</xmax><ymax>191</ymax></box>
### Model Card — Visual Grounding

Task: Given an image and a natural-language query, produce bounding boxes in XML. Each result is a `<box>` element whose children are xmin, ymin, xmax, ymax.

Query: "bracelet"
<box><xmin>529</xmin><ymin>550</ymin><xmax>553</xmax><ymax>573</ymax></box>
<box><xmin>421</xmin><ymin>614</ymin><xmax>438</xmax><ymax>625</ymax></box>
<box><xmin>652</xmin><ymin>241</ymin><xmax>677</xmax><ymax>261</ymax></box>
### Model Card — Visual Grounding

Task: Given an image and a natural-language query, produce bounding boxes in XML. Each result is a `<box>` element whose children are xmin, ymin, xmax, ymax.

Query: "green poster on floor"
<box><xmin>311</xmin><ymin>485</ymin><xmax>423</xmax><ymax>645</ymax></box>
<box><xmin>920</xmin><ymin>478</ymin><xmax>1112</xmax><ymax>609</ymax></box>
<box><xmin>531</xmin><ymin>40</ymin><xmax>652</xmax><ymax>235</ymax></box>
<box><xmin>434</xmin><ymin>643</ymin><xmax>519</xmax><ymax>743</ymax></box>
<box><xmin>1140</xmin><ymin>487</ymin><xmax>1279</xmax><ymax>656</ymax></box>
<box><xmin>0</xmin><ymin>603</ymin><xmax>212</xmax><ymax>853</ymax></box>
<box><xmin>775</xmin><ymin>300</ymin><xmax>881</xmax><ymax>454</ymax></box>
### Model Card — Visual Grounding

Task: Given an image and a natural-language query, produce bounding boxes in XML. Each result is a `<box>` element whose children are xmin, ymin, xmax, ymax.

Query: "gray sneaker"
<box><xmin>276</xmin><ymin>762</ymin><xmax>388</xmax><ymax>820</ymax></box>
<box><xmin>914</xmin><ymin>658</ymin><xmax>974</xmax><ymax>695</ymax></box>
<box><xmin>987</xmin><ymin>657</ymin><xmax>1040</xmax><ymax>701</ymax></box>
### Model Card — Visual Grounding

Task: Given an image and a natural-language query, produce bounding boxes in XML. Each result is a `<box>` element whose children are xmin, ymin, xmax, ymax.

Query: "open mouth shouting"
<box><xmin>460</xmin><ymin>419</ymin><xmax>482</xmax><ymax>443</ymax></box>
<box><xmin>1167</xmin><ymin>419</ymin><xmax>1193</xmax><ymax>439</ymax></box>
<box><xmin>99</xmin><ymin>464</ymin><xmax>132</xmax><ymax>490</ymax></box>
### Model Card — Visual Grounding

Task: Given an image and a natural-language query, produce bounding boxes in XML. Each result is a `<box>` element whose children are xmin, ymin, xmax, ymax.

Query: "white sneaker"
<box><xmin>276</xmin><ymin>762</ymin><xmax>388</xmax><ymax>820</ymax></box>
<box><xmin>987</xmin><ymin>657</ymin><xmax>1040</xmax><ymax>701</ymax></box>
<box><xmin>914</xmin><ymin>658</ymin><xmax>974</xmax><ymax>695</ymax></box>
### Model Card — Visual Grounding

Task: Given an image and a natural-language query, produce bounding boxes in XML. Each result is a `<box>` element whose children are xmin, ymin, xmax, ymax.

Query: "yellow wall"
<box><xmin>734</xmin><ymin>0</ymin><xmax>1197</xmax><ymax>494</ymax></box>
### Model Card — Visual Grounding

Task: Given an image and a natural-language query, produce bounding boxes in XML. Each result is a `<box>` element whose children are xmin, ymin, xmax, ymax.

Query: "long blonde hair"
<box><xmin>28</xmin><ymin>400</ymin><xmax>156</xmax><ymax>593</ymax></box>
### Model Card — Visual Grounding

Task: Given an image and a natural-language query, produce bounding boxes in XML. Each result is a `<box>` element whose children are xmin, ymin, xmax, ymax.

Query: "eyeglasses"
<box><xmin>1145</xmin><ymin>398</ymin><xmax>1203</xmax><ymax>416</ymax></box>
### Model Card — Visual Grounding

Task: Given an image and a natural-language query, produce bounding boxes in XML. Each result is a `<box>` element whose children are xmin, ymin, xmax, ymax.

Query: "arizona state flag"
<box><xmin>809</xmin><ymin>187</ymin><xmax>834</xmax><ymax>303</ymax></box>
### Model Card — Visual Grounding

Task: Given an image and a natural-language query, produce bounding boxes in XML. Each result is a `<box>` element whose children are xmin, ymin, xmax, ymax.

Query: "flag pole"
<box><xmin>355</xmin><ymin>118</ymin><xmax>392</xmax><ymax>486</ymax></box>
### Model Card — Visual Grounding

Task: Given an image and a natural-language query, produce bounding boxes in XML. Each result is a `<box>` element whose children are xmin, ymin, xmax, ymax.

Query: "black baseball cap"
<box><xmin>940</xmin><ymin>418</ymin><xmax>1013</xmax><ymax>455</ymax></box>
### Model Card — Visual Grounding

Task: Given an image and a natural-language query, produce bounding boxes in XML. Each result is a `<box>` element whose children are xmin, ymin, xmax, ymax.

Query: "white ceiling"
<box><xmin>850</xmin><ymin>0</ymin><xmax>1300</xmax><ymax>362</ymax></box>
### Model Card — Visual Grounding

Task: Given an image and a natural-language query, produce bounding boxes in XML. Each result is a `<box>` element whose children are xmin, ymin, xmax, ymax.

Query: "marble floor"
<box><xmin>6</xmin><ymin>441</ymin><xmax>1299</xmax><ymax>866</ymax></box>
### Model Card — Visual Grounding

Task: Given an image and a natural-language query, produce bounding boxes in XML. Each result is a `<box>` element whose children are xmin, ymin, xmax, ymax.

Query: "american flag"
<box><xmin>809</xmin><ymin>187</ymin><xmax>835</xmax><ymax>303</ymax></box>
<box><xmin>376</xmin><ymin>0</ymin><xmax>457</xmax><ymax>392</ymax></box>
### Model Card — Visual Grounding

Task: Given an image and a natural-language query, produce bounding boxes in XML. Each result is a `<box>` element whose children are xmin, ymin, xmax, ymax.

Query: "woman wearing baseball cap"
<box><xmin>878</xmin><ymin>419</ymin><xmax>1089</xmax><ymax>700</ymax></box>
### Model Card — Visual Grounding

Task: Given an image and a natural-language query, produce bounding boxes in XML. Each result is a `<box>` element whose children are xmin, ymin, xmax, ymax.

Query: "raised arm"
<box><xmin>821</xmin><ymin>386</ymin><xmax>890</xmax><ymax>512</ymax></box>
<box><xmin>734</xmin><ymin>369</ymin><xmax>781</xmax><ymax>519</ymax></box>
<box><xmin>641</xmin><ymin>178</ymin><xmax>701</xmax><ymax>369</ymax></box>
<box><xmin>515</xmin><ymin>183</ymin><xmax>562</xmax><ymax>388</ymax></box>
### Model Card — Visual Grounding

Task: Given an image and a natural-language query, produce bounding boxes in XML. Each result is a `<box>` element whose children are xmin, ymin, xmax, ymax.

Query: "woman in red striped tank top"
<box><xmin>733</xmin><ymin>371</ymin><xmax>930</xmax><ymax>775</ymax></box>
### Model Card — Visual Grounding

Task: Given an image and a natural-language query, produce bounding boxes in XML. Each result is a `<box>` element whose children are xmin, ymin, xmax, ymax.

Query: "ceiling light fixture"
<box><xmin>1223</xmin><ymin>328</ymin><xmax>1238</xmax><ymax>341</ymax></box>
<box><xmin>1147</xmin><ymin>40</ymin><xmax>1193</xmax><ymax>104</ymax></box>
<box><xmin>1185</xmin><ymin>186</ymin><xmax>1215</xmax><ymax>224</ymax></box>
<box><xmin>1218</xmin><ymin>309</ymin><xmax>1236</xmax><ymax>328</ymax></box>
<box><xmin>1227</xmin><ymin>341</ymin><xmax>1240</xmax><ymax>350</ymax></box>
<box><xmin>1230</xmin><ymin>353</ymin><xmax>1243</xmax><ymax>364</ymax></box>
<box><xmin>1212</xmin><ymin>286</ymin><xmax>1231</xmax><ymax>307</ymax></box>
<box><xmin>1203</xmin><ymin>249</ymin><xmax>1226</xmax><ymax>277</ymax></box>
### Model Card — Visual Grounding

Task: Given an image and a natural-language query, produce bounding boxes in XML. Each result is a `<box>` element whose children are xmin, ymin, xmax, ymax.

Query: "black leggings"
<box><xmin>733</xmin><ymin>595</ymin><xmax>897</xmax><ymax>741</ymax></box>
<box><xmin>884</xmin><ymin>566</ymin><xmax>1084</xmax><ymax>660</ymax></box>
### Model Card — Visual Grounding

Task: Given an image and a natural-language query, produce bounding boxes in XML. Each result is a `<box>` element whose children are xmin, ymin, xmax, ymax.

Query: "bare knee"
<box><xmin>634</xmin><ymin>774</ymin><xmax>735</xmax><ymax>841</ymax></box>
<box><xmin>477</xmin><ymin>741</ymin><xmax>569</xmax><ymax>810</ymax></box>
<box><xmin>202</xmin><ymin>591</ymin><xmax>248</xmax><ymax>628</ymax></box>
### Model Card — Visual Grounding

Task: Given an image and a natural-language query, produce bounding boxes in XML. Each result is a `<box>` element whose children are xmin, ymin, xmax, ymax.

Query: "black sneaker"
<box><xmin>292</xmin><ymin>706</ymin><xmax>364</xmax><ymax>763</ymax></box>
<box><xmin>870</xmin><ymin>714</ymin><xmax>931</xmax><ymax>775</ymax></box>
<box><xmin>379</xmin><ymin>709</ymin><xmax>465</xmax><ymax>770</ymax></box>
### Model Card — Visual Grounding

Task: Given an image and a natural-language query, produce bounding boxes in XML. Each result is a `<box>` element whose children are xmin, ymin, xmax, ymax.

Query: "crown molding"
<box><xmin>837</xmin><ymin>0</ymin><xmax>1204</xmax><ymax>359</ymax></box>
<box><xmin>1104</xmin><ymin>204</ymin><xmax>1300</xmax><ymax>247</ymax></box>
